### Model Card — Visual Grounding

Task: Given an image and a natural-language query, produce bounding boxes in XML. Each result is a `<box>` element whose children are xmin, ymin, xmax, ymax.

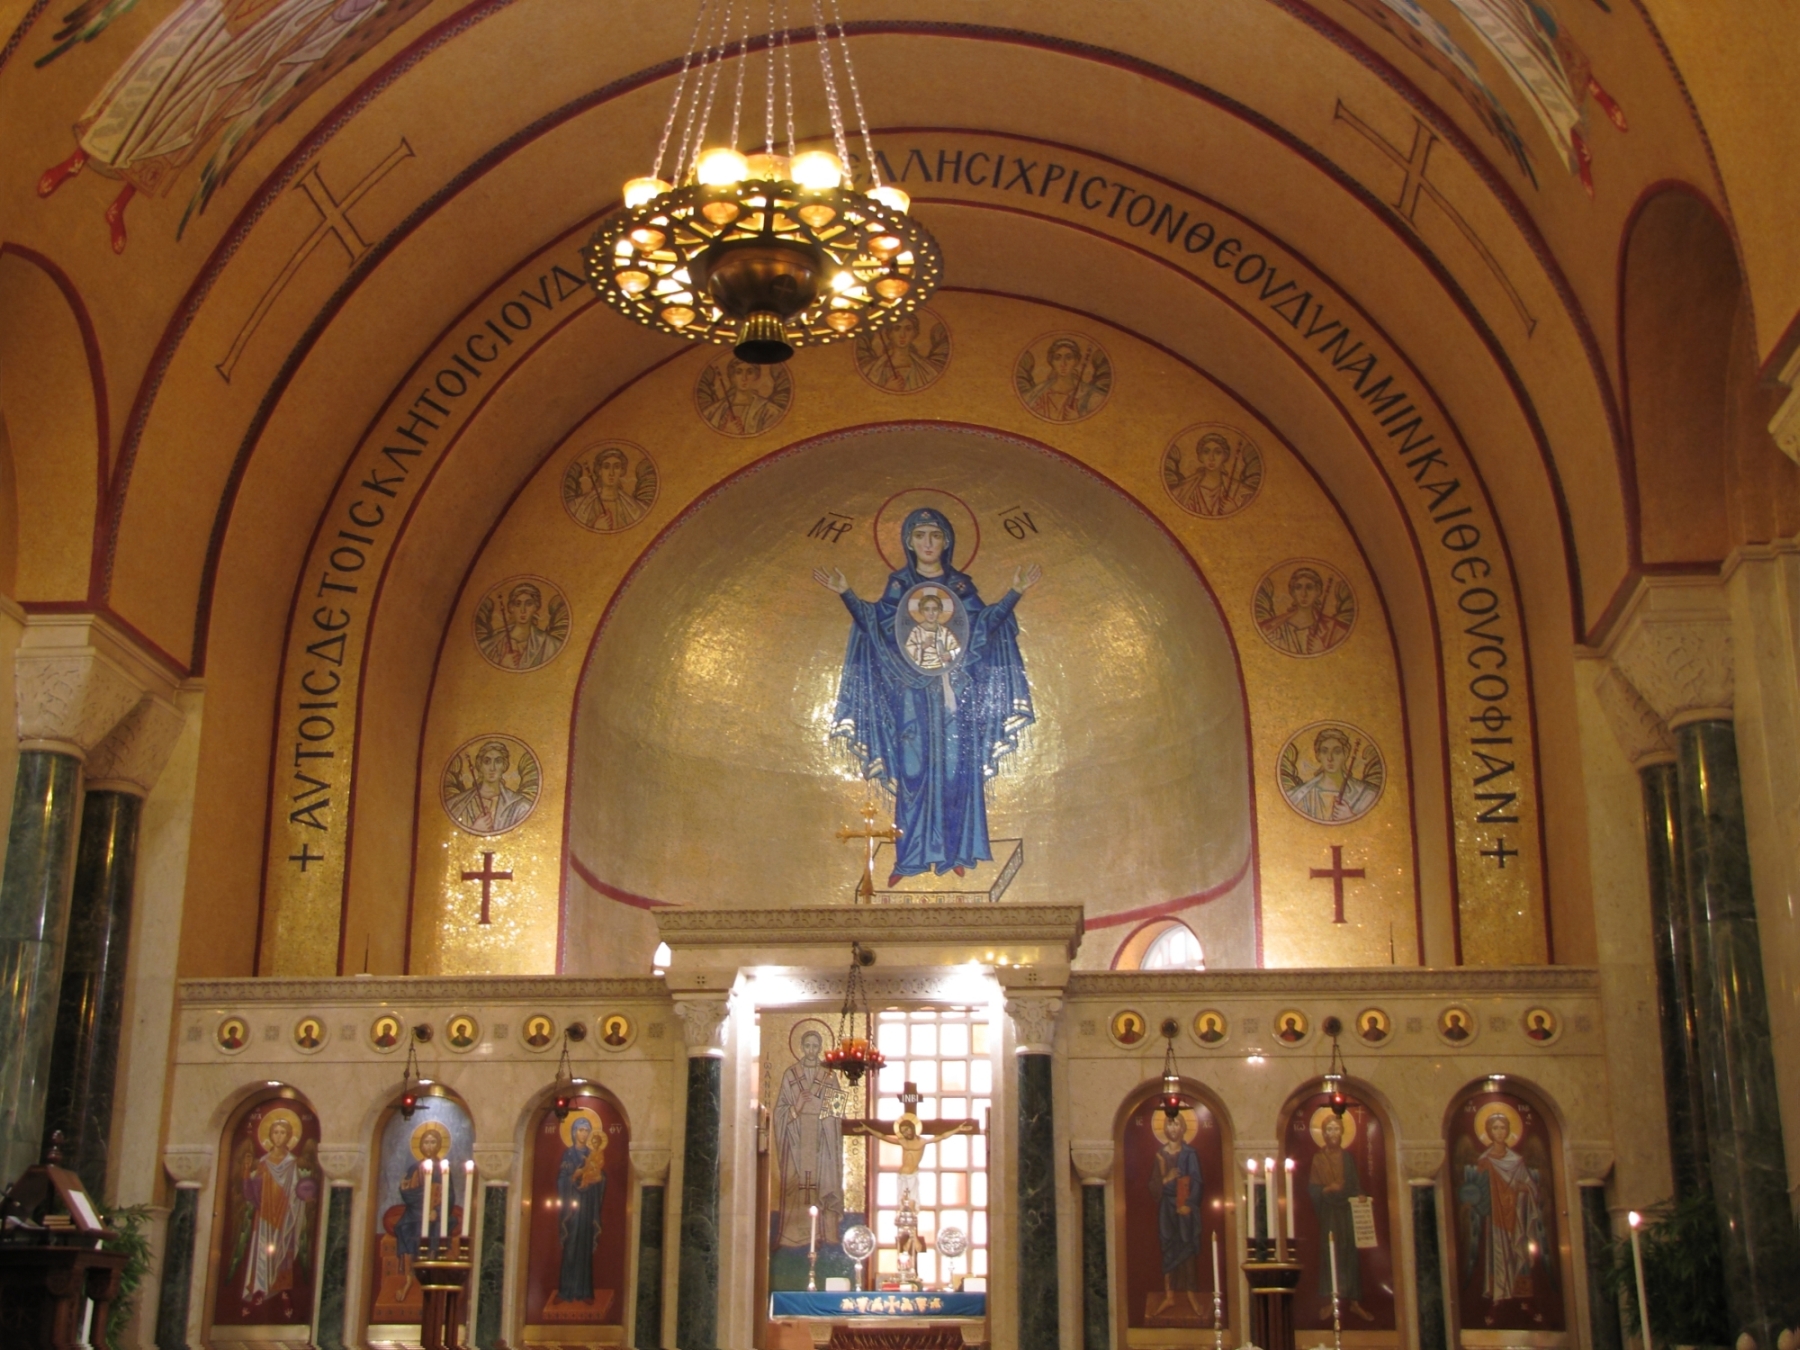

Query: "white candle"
<box><xmin>1264</xmin><ymin>1157</ymin><xmax>1277</xmax><ymax>1244</ymax></box>
<box><xmin>1629</xmin><ymin>1212</ymin><xmax>1652</xmax><ymax>1350</ymax></box>
<box><xmin>1329</xmin><ymin>1231</ymin><xmax>1340</xmax><ymax>1298</ymax></box>
<box><xmin>1212</xmin><ymin>1231</ymin><xmax>1221</xmax><ymax>1292</ymax></box>
<box><xmin>439</xmin><ymin>1156</ymin><xmax>452</xmax><ymax>1237</ymax></box>
<box><xmin>809</xmin><ymin>1204</ymin><xmax>819</xmax><ymax>1256</ymax></box>
<box><xmin>1285</xmin><ymin>1158</ymin><xmax>1296</xmax><ymax>1240</ymax></box>
<box><xmin>421</xmin><ymin>1158</ymin><xmax>434</xmax><ymax>1240</ymax></box>
<box><xmin>462</xmin><ymin>1160</ymin><xmax>476</xmax><ymax>1238</ymax></box>
<box><xmin>1244</xmin><ymin>1159</ymin><xmax>1257</xmax><ymax>1242</ymax></box>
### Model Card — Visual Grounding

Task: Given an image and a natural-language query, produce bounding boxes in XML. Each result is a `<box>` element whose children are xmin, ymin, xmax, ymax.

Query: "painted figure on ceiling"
<box><xmin>1257</xmin><ymin>565</ymin><xmax>1355</xmax><ymax>657</ymax></box>
<box><xmin>444</xmin><ymin>740</ymin><xmax>535</xmax><ymax>835</ymax></box>
<box><xmin>1444</xmin><ymin>0</ymin><xmax>1627</xmax><ymax>194</ymax></box>
<box><xmin>1018</xmin><ymin>336</ymin><xmax>1109</xmax><ymax>421</ymax></box>
<box><xmin>695</xmin><ymin>356</ymin><xmax>790</xmax><ymax>436</ymax></box>
<box><xmin>34</xmin><ymin>0</ymin><xmax>428</xmax><ymax>252</ymax></box>
<box><xmin>855</xmin><ymin>310</ymin><xmax>951</xmax><ymax>393</ymax></box>
<box><xmin>1282</xmin><ymin>726</ymin><xmax>1382</xmax><ymax>824</ymax></box>
<box><xmin>477</xmin><ymin>580</ymin><xmax>568</xmax><ymax>672</ymax></box>
<box><xmin>1170</xmin><ymin>430</ymin><xmax>1259</xmax><ymax>518</ymax></box>
<box><xmin>815</xmin><ymin>507</ymin><xmax>1037</xmax><ymax>881</ymax></box>
<box><xmin>564</xmin><ymin>446</ymin><xmax>656</xmax><ymax>533</ymax></box>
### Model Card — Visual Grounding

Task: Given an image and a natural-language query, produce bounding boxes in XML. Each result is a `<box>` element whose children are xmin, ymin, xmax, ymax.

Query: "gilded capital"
<box><xmin>1005</xmin><ymin>994</ymin><xmax>1062</xmax><ymax>1054</ymax></box>
<box><xmin>1591</xmin><ymin>666</ymin><xmax>1676</xmax><ymax>769</ymax></box>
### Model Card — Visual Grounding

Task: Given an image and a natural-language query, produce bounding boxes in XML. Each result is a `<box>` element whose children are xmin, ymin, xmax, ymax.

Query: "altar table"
<box><xmin>770</xmin><ymin>1292</ymin><xmax>987</xmax><ymax>1318</ymax></box>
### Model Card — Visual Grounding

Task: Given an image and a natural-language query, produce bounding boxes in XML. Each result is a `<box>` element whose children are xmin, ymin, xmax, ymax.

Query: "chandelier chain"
<box><xmin>729</xmin><ymin>0</ymin><xmax>750</xmax><ymax>153</ymax></box>
<box><xmin>685</xmin><ymin>0</ymin><xmax>735</xmax><ymax>183</ymax></box>
<box><xmin>762</xmin><ymin>0</ymin><xmax>776</xmax><ymax>154</ymax></box>
<box><xmin>807</xmin><ymin>0</ymin><xmax>853</xmax><ymax>173</ymax></box>
<box><xmin>825</xmin><ymin>0</ymin><xmax>880</xmax><ymax>188</ymax></box>
<box><xmin>780</xmin><ymin>1</ymin><xmax>796</xmax><ymax>158</ymax></box>
<box><xmin>677</xmin><ymin>0</ymin><xmax>729</xmax><ymax>184</ymax></box>
<box><xmin>652</xmin><ymin>0</ymin><xmax>711</xmax><ymax>181</ymax></box>
<box><xmin>671</xmin><ymin>0</ymin><xmax>717</xmax><ymax>184</ymax></box>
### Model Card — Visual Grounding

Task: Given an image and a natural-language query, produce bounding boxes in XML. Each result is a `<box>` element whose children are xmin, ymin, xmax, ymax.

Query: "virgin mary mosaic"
<box><xmin>814</xmin><ymin>500</ymin><xmax>1039</xmax><ymax>882</ymax></box>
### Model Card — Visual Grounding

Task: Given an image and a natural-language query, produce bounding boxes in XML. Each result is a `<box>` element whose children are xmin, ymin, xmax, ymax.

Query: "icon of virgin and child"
<box><xmin>814</xmin><ymin>506</ymin><xmax>1040</xmax><ymax>884</ymax></box>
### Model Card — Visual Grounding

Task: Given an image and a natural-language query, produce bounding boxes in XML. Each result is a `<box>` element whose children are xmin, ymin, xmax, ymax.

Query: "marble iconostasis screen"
<box><xmin>210</xmin><ymin>1091</ymin><xmax>323</xmax><ymax>1332</ymax></box>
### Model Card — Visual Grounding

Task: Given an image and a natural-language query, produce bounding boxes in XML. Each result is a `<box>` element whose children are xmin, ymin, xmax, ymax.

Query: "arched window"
<box><xmin>1140</xmin><ymin>922</ymin><xmax>1204</xmax><ymax>971</ymax></box>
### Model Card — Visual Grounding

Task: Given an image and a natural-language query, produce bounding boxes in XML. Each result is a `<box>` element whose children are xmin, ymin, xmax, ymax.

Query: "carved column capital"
<box><xmin>675</xmin><ymin>998</ymin><xmax>731</xmax><ymax>1057</ymax></box>
<box><xmin>1005</xmin><ymin>995</ymin><xmax>1062</xmax><ymax>1054</ymax></box>
<box><xmin>1570</xmin><ymin>1143</ymin><xmax>1615</xmax><ymax>1185</ymax></box>
<box><xmin>1401</xmin><ymin>1145</ymin><xmax>1446</xmax><ymax>1183</ymax></box>
<box><xmin>631</xmin><ymin>1144</ymin><xmax>673</xmax><ymax>1185</ymax></box>
<box><xmin>163</xmin><ymin>1147</ymin><xmax>213</xmax><ymax>1189</ymax></box>
<box><xmin>1592</xmin><ymin>666</ymin><xmax>1677</xmax><ymax>769</ymax></box>
<box><xmin>15</xmin><ymin>652</ymin><xmax>145</xmax><ymax>759</ymax></box>
<box><xmin>83</xmin><ymin>695</ymin><xmax>186</xmax><ymax>795</ymax></box>
<box><xmin>314</xmin><ymin>1146</ymin><xmax>367</xmax><ymax>1182</ymax></box>
<box><xmin>473</xmin><ymin>1146</ymin><xmax>516</xmax><ymax>1182</ymax></box>
<box><xmin>1607</xmin><ymin>583</ymin><xmax>1734</xmax><ymax>728</ymax></box>
<box><xmin>1069</xmin><ymin>1141</ymin><xmax>1114</xmax><ymax>1185</ymax></box>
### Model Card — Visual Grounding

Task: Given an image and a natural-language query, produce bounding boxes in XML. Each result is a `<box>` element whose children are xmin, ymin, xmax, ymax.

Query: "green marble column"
<box><xmin>1079</xmin><ymin>1180</ymin><xmax>1108</xmax><ymax>1350</ymax></box>
<box><xmin>314</xmin><ymin>1183</ymin><xmax>354</xmax><ymax>1350</ymax></box>
<box><xmin>1017</xmin><ymin>1052</ymin><xmax>1060</xmax><ymax>1350</ymax></box>
<box><xmin>40</xmin><ymin>788</ymin><xmax>142</xmax><ymax>1196</ymax></box>
<box><xmin>1409</xmin><ymin>1182</ymin><xmax>1446</xmax><ymax>1350</ymax></box>
<box><xmin>0</xmin><ymin>749</ymin><xmax>84</xmax><ymax>1188</ymax></box>
<box><xmin>1640</xmin><ymin>762</ymin><xmax>1710</xmax><ymax>1202</ymax></box>
<box><xmin>475</xmin><ymin>1182</ymin><xmax>508</xmax><ymax>1350</ymax></box>
<box><xmin>1579</xmin><ymin>1184</ymin><xmax>1623</xmax><ymax>1350</ymax></box>
<box><xmin>636</xmin><ymin>1183</ymin><xmax>666</xmax><ymax>1349</ymax></box>
<box><xmin>1676</xmin><ymin>720</ymin><xmax>1800</xmax><ymax>1346</ymax></box>
<box><xmin>154</xmin><ymin>1183</ymin><xmax>199</xmax><ymax>1350</ymax></box>
<box><xmin>675</xmin><ymin>1055</ymin><xmax>722</xmax><ymax>1349</ymax></box>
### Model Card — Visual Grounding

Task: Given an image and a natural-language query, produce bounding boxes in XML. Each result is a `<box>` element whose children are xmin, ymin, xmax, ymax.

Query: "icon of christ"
<box><xmin>814</xmin><ymin>506</ymin><xmax>1038</xmax><ymax>882</ymax></box>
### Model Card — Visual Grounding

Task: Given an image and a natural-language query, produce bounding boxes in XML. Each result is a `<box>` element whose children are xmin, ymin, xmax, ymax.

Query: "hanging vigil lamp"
<box><xmin>1158</xmin><ymin>1018</ymin><xmax>1187</xmax><ymax>1121</ymax></box>
<box><xmin>584</xmin><ymin>0</ymin><xmax>941</xmax><ymax>364</ymax></box>
<box><xmin>1322</xmin><ymin>1015</ymin><xmax>1350</xmax><ymax>1116</ymax></box>
<box><xmin>823</xmin><ymin>942</ymin><xmax>885</xmax><ymax>1086</ymax></box>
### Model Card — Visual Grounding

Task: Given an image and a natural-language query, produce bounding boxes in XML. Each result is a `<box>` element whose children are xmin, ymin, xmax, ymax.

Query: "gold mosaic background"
<box><xmin>408</xmin><ymin>293</ymin><xmax>1416</xmax><ymax>974</ymax></box>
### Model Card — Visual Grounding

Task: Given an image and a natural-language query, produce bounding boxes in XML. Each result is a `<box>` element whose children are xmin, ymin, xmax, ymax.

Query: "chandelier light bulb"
<box><xmin>623</xmin><ymin>176</ymin><xmax>671</xmax><ymax>209</ymax></box>
<box><xmin>746</xmin><ymin>152</ymin><xmax>790</xmax><ymax>181</ymax></box>
<box><xmin>791</xmin><ymin>150</ymin><xmax>846</xmax><ymax>190</ymax></box>
<box><xmin>696</xmin><ymin>146</ymin><xmax>750</xmax><ymax>187</ymax></box>
<box><xmin>869</xmin><ymin>185</ymin><xmax>910</xmax><ymax>214</ymax></box>
<box><xmin>830</xmin><ymin>271</ymin><xmax>856</xmax><ymax>293</ymax></box>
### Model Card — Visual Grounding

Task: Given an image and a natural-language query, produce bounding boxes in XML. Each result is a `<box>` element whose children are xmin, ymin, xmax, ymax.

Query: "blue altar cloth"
<box><xmin>770</xmin><ymin>1292</ymin><xmax>987</xmax><ymax>1318</ymax></box>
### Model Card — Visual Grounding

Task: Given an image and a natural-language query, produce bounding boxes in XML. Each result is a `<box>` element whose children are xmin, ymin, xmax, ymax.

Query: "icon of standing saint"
<box><xmin>814</xmin><ymin>493</ymin><xmax>1038</xmax><ymax>882</ymax></box>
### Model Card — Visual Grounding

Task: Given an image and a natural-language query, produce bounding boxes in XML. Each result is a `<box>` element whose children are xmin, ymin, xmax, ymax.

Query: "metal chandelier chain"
<box><xmin>650</xmin><ymin>0</ymin><xmax>880</xmax><ymax>188</ymax></box>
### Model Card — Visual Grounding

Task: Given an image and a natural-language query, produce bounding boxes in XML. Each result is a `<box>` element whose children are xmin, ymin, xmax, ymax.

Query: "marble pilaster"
<box><xmin>315</xmin><ymin>1182</ymin><xmax>354</xmax><ymax>1350</ymax></box>
<box><xmin>636</xmin><ymin>1184</ymin><xmax>667</xmax><ymax>1349</ymax></box>
<box><xmin>154</xmin><ymin>1183</ymin><xmax>199</xmax><ymax>1350</ymax></box>
<box><xmin>0</xmin><ymin>747</ymin><xmax>84</xmax><ymax>1187</ymax></box>
<box><xmin>1408</xmin><ymin>1182</ymin><xmax>1446</xmax><ymax>1350</ymax></box>
<box><xmin>475</xmin><ymin>1182</ymin><xmax>508</xmax><ymax>1350</ymax></box>
<box><xmin>1677</xmin><ymin>720</ymin><xmax>1800</xmax><ymax>1344</ymax></box>
<box><xmin>1070</xmin><ymin>1142</ymin><xmax>1111</xmax><ymax>1350</ymax></box>
<box><xmin>40</xmin><ymin>788</ymin><xmax>142</xmax><ymax>1196</ymax></box>
<box><xmin>675</xmin><ymin>997</ymin><xmax>727</xmax><ymax>1349</ymax></box>
<box><xmin>1010</xmin><ymin>995</ymin><xmax>1061</xmax><ymax>1350</ymax></box>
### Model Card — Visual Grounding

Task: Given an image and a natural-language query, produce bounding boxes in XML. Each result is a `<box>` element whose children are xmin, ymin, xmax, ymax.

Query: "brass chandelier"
<box><xmin>584</xmin><ymin>0</ymin><xmax>942</xmax><ymax>364</ymax></box>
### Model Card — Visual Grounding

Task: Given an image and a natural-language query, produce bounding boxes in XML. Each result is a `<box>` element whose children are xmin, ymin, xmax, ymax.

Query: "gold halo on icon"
<box><xmin>1473</xmin><ymin>1099</ymin><xmax>1523</xmax><ymax>1148</ymax></box>
<box><xmin>788</xmin><ymin>1016</ymin><xmax>836</xmax><ymax>1060</ymax></box>
<box><xmin>409</xmin><ymin>1120</ymin><xmax>452</xmax><ymax>1160</ymax></box>
<box><xmin>558</xmin><ymin>1106</ymin><xmax>606</xmax><ymax>1150</ymax></box>
<box><xmin>1308</xmin><ymin>1104</ymin><xmax>1358</xmax><ymax>1149</ymax></box>
<box><xmin>1191</xmin><ymin>1009</ymin><xmax>1229</xmax><ymax>1046</ymax></box>
<box><xmin>256</xmin><ymin>1106</ymin><xmax>304</xmax><ymax>1151</ymax></box>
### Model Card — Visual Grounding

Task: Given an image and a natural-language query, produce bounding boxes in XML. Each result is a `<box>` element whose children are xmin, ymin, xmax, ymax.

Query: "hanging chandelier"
<box><xmin>584</xmin><ymin>0</ymin><xmax>942</xmax><ymax>364</ymax></box>
<box><xmin>822</xmin><ymin>942</ymin><xmax>885</xmax><ymax>1086</ymax></box>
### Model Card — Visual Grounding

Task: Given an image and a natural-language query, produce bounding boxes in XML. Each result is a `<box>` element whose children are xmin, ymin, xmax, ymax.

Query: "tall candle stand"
<box><xmin>1214</xmin><ymin>1283</ymin><xmax>1225</xmax><ymax>1350</ymax></box>
<box><xmin>413</xmin><ymin>1161</ymin><xmax>476</xmax><ymax>1350</ymax></box>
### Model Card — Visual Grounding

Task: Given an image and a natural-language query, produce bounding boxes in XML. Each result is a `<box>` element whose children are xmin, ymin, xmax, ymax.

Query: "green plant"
<box><xmin>1594</xmin><ymin>1193</ymin><xmax>1731</xmax><ymax>1348</ymax></box>
<box><xmin>100</xmin><ymin>1203</ymin><xmax>155</xmax><ymax>1350</ymax></box>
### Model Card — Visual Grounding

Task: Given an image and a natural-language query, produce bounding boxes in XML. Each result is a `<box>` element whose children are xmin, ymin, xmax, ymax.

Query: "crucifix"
<box><xmin>842</xmin><ymin>1081</ymin><xmax>981</xmax><ymax>1291</ymax></box>
<box><xmin>460</xmin><ymin>850</ymin><xmax>512</xmax><ymax>925</ymax></box>
<box><xmin>1310</xmin><ymin>843</ymin><xmax>1366</xmax><ymax>924</ymax></box>
<box><xmin>836</xmin><ymin>801</ymin><xmax>902</xmax><ymax>903</ymax></box>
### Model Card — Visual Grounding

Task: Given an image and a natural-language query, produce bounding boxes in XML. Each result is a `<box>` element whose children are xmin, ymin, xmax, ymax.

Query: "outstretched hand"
<box><xmin>1013</xmin><ymin>563</ymin><xmax>1043</xmax><ymax>593</ymax></box>
<box><xmin>812</xmin><ymin>566</ymin><xmax>849</xmax><ymax>594</ymax></box>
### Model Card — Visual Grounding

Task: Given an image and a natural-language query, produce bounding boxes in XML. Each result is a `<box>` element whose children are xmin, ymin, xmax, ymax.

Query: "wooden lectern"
<box><xmin>0</xmin><ymin>1135</ymin><xmax>129</xmax><ymax>1350</ymax></box>
<box><xmin>414</xmin><ymin>1241</ymin><xmax>475</xmax><ymax>1350</ymax></box>
<box><xmin>1242</xmin><ymin>1260</ymin><xmax>1303</xmax><ymax>1350</ymax></box>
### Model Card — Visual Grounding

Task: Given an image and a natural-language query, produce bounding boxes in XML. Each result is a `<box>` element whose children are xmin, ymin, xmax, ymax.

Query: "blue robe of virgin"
<box><xmin>830</xmin><ymin>508</ymin><xmax>1034</xmax><ymax>876</ymax></box>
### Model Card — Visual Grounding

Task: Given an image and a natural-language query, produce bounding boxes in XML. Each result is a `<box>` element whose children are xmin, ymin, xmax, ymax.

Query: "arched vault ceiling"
<box><xmin>0</xmin><ymin>0</ymin><xmax>1774</xmax><ymax>655</ymax></box>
